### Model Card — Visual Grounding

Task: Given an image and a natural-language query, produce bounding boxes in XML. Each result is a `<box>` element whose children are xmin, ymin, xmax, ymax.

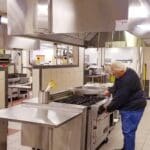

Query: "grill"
<box><xmin>58</xmin><ymin>95</ymin><xmax>105</xmax><ymax>106</ymax></box>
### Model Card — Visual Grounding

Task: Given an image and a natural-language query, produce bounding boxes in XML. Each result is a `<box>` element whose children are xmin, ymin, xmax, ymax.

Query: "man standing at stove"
<box><xmin>104</xmin><ymin>61</ymin><xmax>147</xmax><ymax>150</ymax></box>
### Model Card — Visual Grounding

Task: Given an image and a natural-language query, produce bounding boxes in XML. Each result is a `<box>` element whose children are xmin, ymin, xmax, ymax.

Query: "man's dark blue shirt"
<box><xmin>107</xmin><ymin>68</ymin><xmax>147</xmax><ymax>112</ymax></box>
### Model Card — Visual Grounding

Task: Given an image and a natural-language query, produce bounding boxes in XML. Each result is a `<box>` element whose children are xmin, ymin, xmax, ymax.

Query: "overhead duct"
<box><xmin>7</xmin><ymin>0</ymin><xmax>128</xmax><ymax>46</ymax></box>
<box><xmin>86</xmin><ymin>32</ymin><xmax>126</xmax><ymax>47</ymax></box>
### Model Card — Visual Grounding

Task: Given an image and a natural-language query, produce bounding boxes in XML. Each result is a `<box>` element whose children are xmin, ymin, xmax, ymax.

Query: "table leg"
<box><xmin>9</xmin><ymin>88</ymin><xmax>13</xmax><ymax>106</ymax></box>
<box><xmin>92</xmin><ymin>77</ymin><xmax>94</xmax><ymax>83</ymax></box>
<box><xmin>0</xmin><ymin>120</ymin><xmax>8</xmax><ymax>150</ymax></box>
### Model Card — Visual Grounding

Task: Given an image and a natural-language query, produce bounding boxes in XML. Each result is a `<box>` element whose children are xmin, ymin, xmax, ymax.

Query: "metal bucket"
<box><xmin>38</xmin><ymin>91</ymin><xmax>49</xmax><ymax>104</ymax></box>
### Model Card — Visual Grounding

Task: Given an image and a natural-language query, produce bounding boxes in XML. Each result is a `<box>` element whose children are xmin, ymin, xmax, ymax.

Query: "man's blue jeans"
<box><xmin>120</xmin><ymin>110</ymin><xmax>144</xmax><ymax>150</ymax></box>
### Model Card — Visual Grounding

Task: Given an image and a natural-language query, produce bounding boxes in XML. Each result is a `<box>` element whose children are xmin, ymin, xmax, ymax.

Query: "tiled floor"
<box><xmin>7</xmin><ymin>101</ymin><xmax>150</xmax><ymax>150</ymax></box>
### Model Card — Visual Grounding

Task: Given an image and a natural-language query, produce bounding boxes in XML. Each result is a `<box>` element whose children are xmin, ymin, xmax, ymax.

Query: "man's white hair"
<box><xmin>111</xmin><ymin>61</ymin><xmax>127</xmax><ymax>71</ymax></box>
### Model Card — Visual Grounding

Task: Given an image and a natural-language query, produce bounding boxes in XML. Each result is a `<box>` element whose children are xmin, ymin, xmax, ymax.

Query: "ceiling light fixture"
<box><xmin>0</xmin><ymin>16</ymin><xmax>8</xmax><ymax>24</ymax></box>
<box><xmin>128</xmin><ymin>5</ymin><xmax>149</xmax><ymax>19</ymax></box>
<box><xmin>137</xmin><ymin>24</ymin><xmax>150</xmax><ymax>32</ymax></box>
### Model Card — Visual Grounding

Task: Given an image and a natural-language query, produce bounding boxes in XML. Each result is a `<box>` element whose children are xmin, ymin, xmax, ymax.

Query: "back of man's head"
<box><xmin>111</xmin><ymin>61</ymin><xmax>127</xmax><ymax>72</ymax></box>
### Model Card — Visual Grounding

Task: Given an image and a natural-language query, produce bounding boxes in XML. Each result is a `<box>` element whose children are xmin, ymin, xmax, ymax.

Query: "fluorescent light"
<box><xmin>137</xmin><ymin>24</ymin><xmax>150</xmax><ymax>32</ymax></box>
<box><xmin>37</xmin><ymin>4</ymin><xmax>48</xmax><ymax>16</ymax></box>
<box><xmin>129</xmin><ymin>5</ymin><xmax>149</xmax><ymax>19</ymax></box>
<box><xmin>110</xmin><ymin>48</ymin><xmax>119</xmax><ymax>54</ymax></box>
<box><xmin>0</xmin><ymin>16</ymin><xmax>8</xmax><ymax>24</ymax></box>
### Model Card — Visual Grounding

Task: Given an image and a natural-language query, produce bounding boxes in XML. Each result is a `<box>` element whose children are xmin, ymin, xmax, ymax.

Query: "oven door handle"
<box><xmin>98</xmin><ymin>105</ymin><xmax>106</xmax><ymax>115</ymax></box>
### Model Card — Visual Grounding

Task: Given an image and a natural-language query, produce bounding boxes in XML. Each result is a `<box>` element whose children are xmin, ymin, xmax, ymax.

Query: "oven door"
<box><xmin>91</xmin><ymin>103</ymin><xmax>110</xmax><ymax>150</ymax></box>
<box><xmin>94</xmin><ymin>113</ymin><xmax>110</xmax><ymax>148</ymax></box>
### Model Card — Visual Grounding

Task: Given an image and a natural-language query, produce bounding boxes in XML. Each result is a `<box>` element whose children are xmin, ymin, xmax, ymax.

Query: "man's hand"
<box><xmin>103</xmin><ymin>90</ymin><xmax>111</xmax><ymax>97</ymax></box>
<box><xmin>103</xmin><ymin>104</ymin><xmax>109</xmax><ymax>113</ymax></box>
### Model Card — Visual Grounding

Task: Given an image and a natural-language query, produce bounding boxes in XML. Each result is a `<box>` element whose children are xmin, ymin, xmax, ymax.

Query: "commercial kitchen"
<box><xmin>0</xmin><ymin>0</ymin><xmax>150</xmax><ymax>150</ymax></box>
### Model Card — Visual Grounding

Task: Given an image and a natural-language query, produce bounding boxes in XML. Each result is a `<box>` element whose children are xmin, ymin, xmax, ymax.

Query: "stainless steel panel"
<box><xmin>21</xmin><ymin>102</ymin><xmax>86</xmax><ymax>150</ymax></box>
<box><xmin>22</xmin><ymin>123</ymin><xmax>49</xmax><ymax>150</ymax></box>
<box><xmin>52</xmin><ymin>0</ymin><xmax>128</xmax><ymax>33</ymax></box>
<box><xmin>0</xmin><ymin>23</ymin><xmax>40</xmax><ymax>50</ymax></box>
<box><xmin>7</xmin><ymin>0</ymin><xmax>128</xmax><ymax>46</ymax></box>
<box><xmin>7</xmin><ymin>0</ymin><xmax>36</xmax><ymax>35</ymax></box>
<box><xmin>7</xmin><ymin>0</ymin><xmax>50</xmax><ymax>35</ymax></box>
<box><xmin>52</xmin><ymin>115</ymin><xmax>82</xmax><ymax>150</ymax></box>
<box><xmin>95</xmin><ymin>114</ymin><xmax>110</xmax><ymax>148</ymax></box>
<box><xmin>87</xmin><ymin>99</ymin><xmax>109</xmax><ymax>150</ymax></box>
<box><xmin>128</xmin><ymin>0</ymin><xmax>150</xmax><ymax>38</ymax></box>
<box><xmin>22</xmin><ymin>115</ymin><xmax>83</xmax><ymax>150</ymax></box>
<box><xmin>34</xmin><ymin>0</ymin><xmax>50</xmax><ymax>33</ymax></box>
<box><xmin>32</xmin><ymin>33</ymin><xmax>85</xmax><ymax>46</ymax></box>
<box><xmin>8</xmin><ymin>0</ymin><xmax>128</xmax><ymax>41</ymax></box>
<box><xmin>0</xmin><ymin>103</ymin><xmax>82</xmax><ymax>127</ymax></box>
<box><xmin>6</xmin><ymin>36</ymin><xmax>40</xmax><ymax>50</ymax></box>
<box><xmin>49</xmin><ymin>103</ymin><xmax>87</xmax><ymax>150</ymax></box>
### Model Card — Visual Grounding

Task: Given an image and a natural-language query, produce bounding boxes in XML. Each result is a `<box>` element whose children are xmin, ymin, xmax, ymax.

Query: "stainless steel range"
<box><xmin>55</xmin><ymin>93</ymin><xmax>111</xmax><ymax>150</ymax></box>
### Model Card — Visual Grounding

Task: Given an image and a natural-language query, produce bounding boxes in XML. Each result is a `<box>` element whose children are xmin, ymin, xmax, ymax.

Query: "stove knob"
<box><xmin>93</xmin><ymin>126</ymin><xmax>97</xmax><ymax>129</ymax></box>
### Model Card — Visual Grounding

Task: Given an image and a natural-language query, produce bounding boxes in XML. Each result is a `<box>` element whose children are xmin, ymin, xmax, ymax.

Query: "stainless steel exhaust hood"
<box><xmin>128</xmin><ymin>0</ymin><xmax>150</xmax><ymax>38</ymax></box>
<box><xmin>52</xmin><ymin>0</ymin><xmax>128</xmax><ymax>33</ymax></box>
<box><xmin>7</xmin><ymin>0</ymin><xmax>128</xmax><ymax>46</ymax></box>
<box><xmin>8</xmin><ymin>0</ymin><xmax>128</xmax><ymax>34</ymax></box>
<box><xmin>0</xmin><ymin>24</ymin><xmax>40</xmax><ymax>50</ymax></box>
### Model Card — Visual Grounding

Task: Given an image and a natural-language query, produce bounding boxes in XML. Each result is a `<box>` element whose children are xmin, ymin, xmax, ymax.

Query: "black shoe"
<box><xmin>114</xmin><ymin>148</ymin><xmax>124</xmax><ymax>150</ymax></box>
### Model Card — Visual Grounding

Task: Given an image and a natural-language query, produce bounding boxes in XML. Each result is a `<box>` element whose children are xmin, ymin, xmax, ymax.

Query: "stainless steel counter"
<box><xmin>0</xmin><ymin>103</ymin><xmax>83</xmax><ymax>127</ymax></box>
<box><xmin>0</xmin><ymin>102</ymin><xmax>86</xmax><ymax>150</ymax></box>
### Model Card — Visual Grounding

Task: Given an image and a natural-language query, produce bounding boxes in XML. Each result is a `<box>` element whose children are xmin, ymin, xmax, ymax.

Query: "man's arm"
<box><xmin>106</xmin><ymin>85</ymin><xmax>130</xmax><ymax>112</ymax></box>
<box><xmin>103</xmin><ymin>83</ymin><xmax>116</xmax><ymax>97</ymax></box>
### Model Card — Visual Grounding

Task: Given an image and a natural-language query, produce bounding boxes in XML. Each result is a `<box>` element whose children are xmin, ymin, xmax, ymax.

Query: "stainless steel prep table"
<box><xmin>8</xmin><ymin>84</ymin><xmax>31</xmax><ymax>105</ymax></box>
<box><xmin>0</xmin><ymin>102</ymin><xmax>86</xmax><ymax>150</ymax></box>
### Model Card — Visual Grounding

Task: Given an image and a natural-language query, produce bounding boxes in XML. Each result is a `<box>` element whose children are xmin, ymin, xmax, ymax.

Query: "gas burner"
<box><xmin>58</xmin><ymin>95</ymin><xmax>105</xmax><ymax>106</ymax></box>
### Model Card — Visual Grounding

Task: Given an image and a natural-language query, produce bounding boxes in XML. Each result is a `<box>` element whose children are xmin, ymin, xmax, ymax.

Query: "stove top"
<box><xmin>57</xmin><ymin>95</ymin><xmax>105</xmax><ymax>106</ymax></box>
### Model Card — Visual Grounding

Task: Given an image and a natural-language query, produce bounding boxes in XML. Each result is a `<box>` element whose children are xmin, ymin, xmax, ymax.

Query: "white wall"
<box><xmin>84</xmin><ymin>47</ymin><xmax>140</xmax><ymax>73</ymax></box>
<box><xmin>105</xmin><ymin>47</ymin><xmax>140</xmax><ymax>73</ymax></box>
<box><xmin>85</xmin><ymin>48</ymin><xmax>98</xmax><ymax>64</ymax></box>
<box><xmin>105</xmin><ymin>48</ymin><xmax>133</xmax><ymax>60</ymax></box>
